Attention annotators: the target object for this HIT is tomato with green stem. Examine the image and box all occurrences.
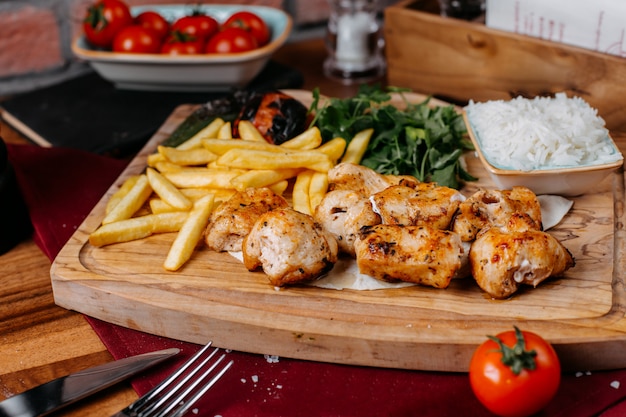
[161,31,204,55]
[171,12,219,43]
[223,11,271,47]
[83,0,133,48]
[469,326,561,417]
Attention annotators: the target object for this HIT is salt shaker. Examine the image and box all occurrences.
[324,0,385,84]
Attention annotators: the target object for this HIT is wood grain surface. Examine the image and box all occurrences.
[385,0,626,132]
[0,37,371,415]
[51,91,626,373]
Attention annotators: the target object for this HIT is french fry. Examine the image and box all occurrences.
[174,136,203,150]
[147,152,166,167]
[89,212,188,247]
[217,121,232,139]
[158,145,218,166]
[180,188,214,199]
[102,174,152,225]
[176,117,225,150]
[292,170,314,215]
[150,188,235,213]
[238,120,266,142]
[202,138,293,155]
[280,127,322,150]
[342,128,373,164]
[147,168,193,210]
[105,175,141,215]
[163,169,242,189]
[230,168,301,190]
[217,149,334,172]
[152,160,185,173]
[164,194,215,271]
[316,137,347,161]
[309,172,329,212]
[150,199,184,214]
[268,180,289,195]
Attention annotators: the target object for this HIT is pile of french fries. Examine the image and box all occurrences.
[89,116,373,271]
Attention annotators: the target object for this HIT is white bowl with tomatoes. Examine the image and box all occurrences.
[73,2,293,91]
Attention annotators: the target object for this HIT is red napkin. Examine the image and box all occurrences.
[7,142,626,417]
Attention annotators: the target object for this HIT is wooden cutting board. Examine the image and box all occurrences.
[51,90,626,372]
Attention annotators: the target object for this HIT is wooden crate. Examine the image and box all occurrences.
[384,0,626,132]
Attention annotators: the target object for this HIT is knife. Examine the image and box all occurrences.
[0,347,180,417]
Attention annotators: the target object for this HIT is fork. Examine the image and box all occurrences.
[111,342,233,417]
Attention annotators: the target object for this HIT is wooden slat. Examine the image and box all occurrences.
[384,0,626,132]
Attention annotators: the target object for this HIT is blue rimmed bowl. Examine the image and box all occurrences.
[72,4,292,92]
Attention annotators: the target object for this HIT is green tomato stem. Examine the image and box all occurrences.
[488,326,537,375]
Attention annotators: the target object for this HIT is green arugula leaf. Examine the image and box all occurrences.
[308,85,476,189]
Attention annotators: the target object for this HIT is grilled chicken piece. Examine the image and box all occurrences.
[452,186,542,242]
[313,189,381,256]
[371,183,465,229]
[328,163,419,197]
[243,208,339,287]
[354,224,464,289]
[470,213,575,299]
[204,188,288,252]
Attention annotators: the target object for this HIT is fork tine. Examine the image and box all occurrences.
[120,341,232,417]
[159,355,234,417]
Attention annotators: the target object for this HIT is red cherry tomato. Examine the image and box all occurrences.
[83,0,133,49]
[469,327,561,417]
[160,31,204,55]
[205,27,258,54]
[112,25,162,53]
[171,13,219,43]
[134,11,170,41]
[223,11,271,47]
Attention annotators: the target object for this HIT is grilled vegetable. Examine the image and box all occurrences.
[233,91,308,145]
[163,91,308,148]
[161,92,246,148]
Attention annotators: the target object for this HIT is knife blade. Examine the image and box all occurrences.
[0,347,180,417]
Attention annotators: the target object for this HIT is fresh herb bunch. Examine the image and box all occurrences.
[308,85,476,189]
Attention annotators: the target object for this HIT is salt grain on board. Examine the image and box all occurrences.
[264,354,280,363]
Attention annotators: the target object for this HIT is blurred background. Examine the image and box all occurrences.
[0,0,401,96]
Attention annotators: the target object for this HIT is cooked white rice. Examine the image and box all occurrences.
[465,93,621,171]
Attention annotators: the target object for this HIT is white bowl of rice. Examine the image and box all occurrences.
[464,93,623,196]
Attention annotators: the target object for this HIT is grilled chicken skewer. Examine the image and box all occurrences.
[243,208,339,287]
[452,186,542,242]
[204,188,288,252]
[314,189,381,257]
[355,224,465,289]
[470,213,575,299]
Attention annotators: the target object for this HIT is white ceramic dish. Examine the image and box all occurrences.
[463,112,624,196]
[72,5,292,92]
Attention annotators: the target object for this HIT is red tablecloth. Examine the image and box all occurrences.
[7,142,626,416]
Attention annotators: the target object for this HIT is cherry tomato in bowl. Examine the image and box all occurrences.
[469,326,561,417]
[160,32,204,55]
[134,10,170,42]
[223,11,271,47]
[112,25,162,53]
[83,0,133,48]
[205,27,258,54]
[171,12,219,43]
